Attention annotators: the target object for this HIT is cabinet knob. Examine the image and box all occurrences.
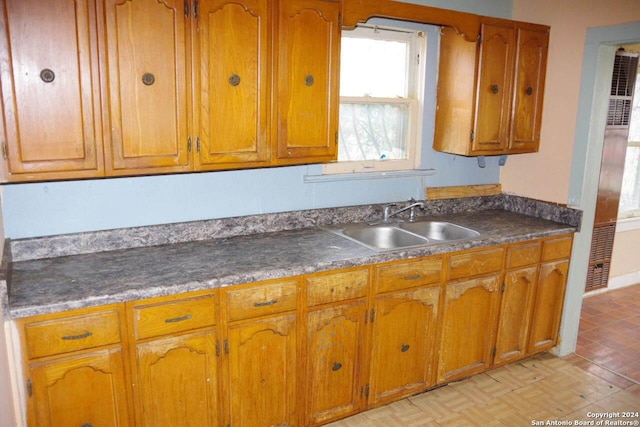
[526,86,533,96]
[142,73,155,86]
[332,362,342,371]
[401,344,410,352]
[490,84,499,94]
[40,68,55,83]
[305,74,315,87]
[81,424,93,427]
[229,74,241,86]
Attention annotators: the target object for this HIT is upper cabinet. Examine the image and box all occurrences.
[0,0,339,182]
[0,0,104,181]
[101,0,191,174]
[434,19,549,156]
[275,0,340,165]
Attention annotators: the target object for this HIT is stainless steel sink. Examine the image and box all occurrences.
[329,220,480,252]
[398,221,480,241]
[341,225,429,250]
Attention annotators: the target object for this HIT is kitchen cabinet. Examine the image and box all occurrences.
[19,305,132,427]
[194,0,271,170]
[274,0,340,165]
[434,19,549,156]
[0,0,104,181]
[368,258,442,407]
[127,292,221,427]
[438,248,504,383]
[528,235,573,354]
[303,268,369,426]
[223,279,299,427]
[100,0,191,174]
[494,241,540,365]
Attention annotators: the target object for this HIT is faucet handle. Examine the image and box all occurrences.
[382,203,397,221]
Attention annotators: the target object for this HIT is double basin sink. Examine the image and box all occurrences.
[329,220,480,252]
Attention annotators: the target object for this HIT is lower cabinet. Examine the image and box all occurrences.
[18,234,574,426]
[29,347,131,427]
[134,331,220,427]
[369,258,442,407]
[19,304,132,427]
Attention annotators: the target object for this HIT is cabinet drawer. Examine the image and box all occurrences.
[24,309,121,359]
[506,241,541,269]
[448,248,504,280]
[306,268,369,307]
[131,294,216,340]
[375,257,442,294]
[226,280,298,321]
[542,235,573,261]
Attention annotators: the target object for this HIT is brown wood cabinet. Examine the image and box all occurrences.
[303,268,369,426]
[223,279,299,427]
[494,241,540,365]
[528,236,573,354]
[274,0,340,165]
[19,305,132,427]
[434,19,549,156]
[0,0,104,181]
[438,248,504,383]
[127,293,221,427]
[368,258,442,407]
[16,235,573,426]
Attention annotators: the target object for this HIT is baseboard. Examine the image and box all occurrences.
[608,270,640,290]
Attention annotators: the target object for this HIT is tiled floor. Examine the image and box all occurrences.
[328,284,640,426]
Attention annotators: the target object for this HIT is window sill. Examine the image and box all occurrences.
[303,168,436,183]
[616,216,640,232]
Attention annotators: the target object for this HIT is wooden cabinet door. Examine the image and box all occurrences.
[305,301,366,425]
[134,330,220,427]
[472,23,515,154]
[29,348,131,427]
[369,285,440,407]
[275,0,339,164]
[438,275,501,383]
[528,260,569,354]
[509,26,548,153]
[226,314,297,427]
[101,0,190,174]
[0,0,103,180]
[494,266,537,365]
[195,0,270,170]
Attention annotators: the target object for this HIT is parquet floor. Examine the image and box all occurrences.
[328,284,640,426]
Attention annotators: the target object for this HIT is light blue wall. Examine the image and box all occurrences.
[1,1,512,239]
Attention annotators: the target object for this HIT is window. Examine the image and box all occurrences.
[324,25,426,174]
[619,69,640,218]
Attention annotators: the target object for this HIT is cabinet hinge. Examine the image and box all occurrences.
[1,142,6,160]
[470,131,475,142]
[26,379,32,397]
[370,309,375,323]
[216,341,220,357]
[224,339,229,355]
[184,0,189,17]
[196,137,201,152]
[338,13,342,27]
[187,136,192,152]
[491,347,496,359]
[501,281,506,292]
[193,0,198,18]
[365,383,370,398]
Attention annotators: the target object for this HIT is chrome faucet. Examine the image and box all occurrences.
[382,198,425,222]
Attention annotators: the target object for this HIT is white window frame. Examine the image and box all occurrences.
[324,25,426,175]
[619,69,640,220]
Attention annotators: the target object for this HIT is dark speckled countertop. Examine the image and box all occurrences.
[3,200,580,319]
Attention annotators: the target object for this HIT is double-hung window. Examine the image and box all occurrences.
[324,25,426,174]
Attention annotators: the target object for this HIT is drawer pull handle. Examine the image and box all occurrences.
[165,314,193,323]
[404,274,422,281]
[254,299,278,307]
[401,344,410,352]
[332,362,342,371]
[61,331,93,341]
